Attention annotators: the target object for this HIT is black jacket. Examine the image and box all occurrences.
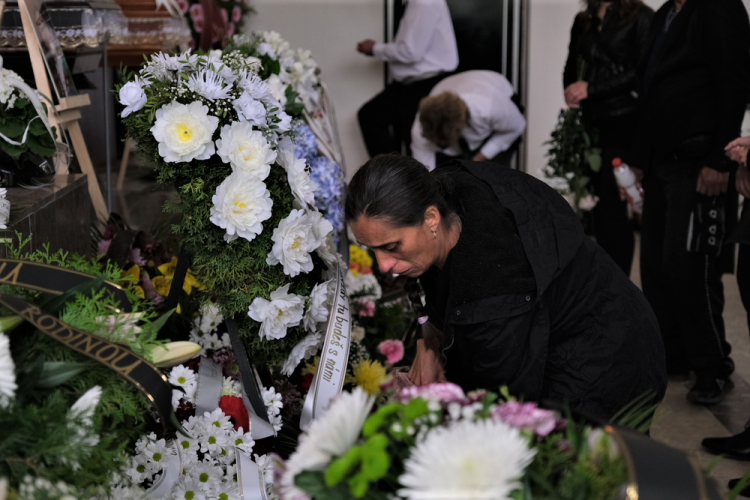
[631,0,750,172]
[420,161,667,419]
[563,6,654,121]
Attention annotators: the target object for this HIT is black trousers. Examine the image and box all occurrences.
[640,161,732,377]
[586,114,637,276]
[357,74,445,158]
[736,200,750,331]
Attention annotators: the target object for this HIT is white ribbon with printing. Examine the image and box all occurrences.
[299,261,351,431]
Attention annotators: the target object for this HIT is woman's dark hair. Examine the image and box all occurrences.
[346,153,457,360]
[344,153,458,230]
[582,0,643,26]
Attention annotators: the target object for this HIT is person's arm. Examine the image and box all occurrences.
[372,1,441,64]
[478,99,526,160]
[563,15,583,89]
[411,114,438,170]
[587,8,654,99]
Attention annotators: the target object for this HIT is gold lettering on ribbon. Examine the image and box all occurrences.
[0,261,22,285]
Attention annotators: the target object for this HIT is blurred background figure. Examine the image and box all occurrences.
[411,70,526,171]
[563,0,653,275]
[356,0,458,158]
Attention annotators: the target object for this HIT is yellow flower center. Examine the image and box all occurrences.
[278,309,284,317]
[291,240,300,249]
[176,123,192,142]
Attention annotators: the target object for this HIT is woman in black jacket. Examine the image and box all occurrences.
[563,0,653,275]
[346,154,667,420]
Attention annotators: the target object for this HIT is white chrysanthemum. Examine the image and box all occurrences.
[304,280,331,333]
[280,388,374,499]
[198,422,230,455]
[190,460,223,491]
[173,475,207,500]
[233,92,267,125]
[222,377,242,397]
[398,419,535,500]
[281,332,322,376]
[232,426,255,454]
[263,387,283,416]
[247,284,305,341]
[151,101,218,163]
[206,54,237,84]
[143,52,184,81]
[266,209,323,277]
[209,171,273,243]
[204,407,234,432]
[168,365,197,400]
[238,72,274,105]
[125,455,154,483]
[266,74,287,106]
[144,438,170,471]
[0,333,16,408]
[254,453,274,485]
[186,69,233,101]
[216,122,276,179]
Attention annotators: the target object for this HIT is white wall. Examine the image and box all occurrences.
[247,0,384,180]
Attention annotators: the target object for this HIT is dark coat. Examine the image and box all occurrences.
[630,0,750,172]
[563,6,654,121]
[421,161,667,419]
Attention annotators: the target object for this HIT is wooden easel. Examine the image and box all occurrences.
[18,0,109,223]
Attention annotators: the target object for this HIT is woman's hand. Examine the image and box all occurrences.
[696,166,730,197]
[408,339,447,386]
[564,82,588,108]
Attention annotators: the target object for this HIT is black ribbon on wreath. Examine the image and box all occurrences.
[159,247,271,424]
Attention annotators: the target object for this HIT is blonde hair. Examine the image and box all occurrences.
[418,92,470,149]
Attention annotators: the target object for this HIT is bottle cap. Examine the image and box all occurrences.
[612,158,622,167]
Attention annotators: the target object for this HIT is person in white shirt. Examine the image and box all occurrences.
[357,0,458,158]
[411,70,525,171]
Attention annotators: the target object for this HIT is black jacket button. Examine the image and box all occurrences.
[525,296,531,301]
[456,310,461,316]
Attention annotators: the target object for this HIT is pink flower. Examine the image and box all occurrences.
[232,5,242,22]
[358,299,375,317]
[227,22,235,37]
[176,0,188,13]
[396,382,465,402]
[378,339,404,364]
[140,274,165,305]
[220,8,228,23]
[491,401,561,437]
[189,4,204,32]
[129,248,147,267]
[97,239,111,256]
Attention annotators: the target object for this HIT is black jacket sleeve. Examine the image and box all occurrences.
[705,0,750,172]
[563,15,584,89]
[587,8,654,99]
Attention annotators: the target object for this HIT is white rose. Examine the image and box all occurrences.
[247,284,305,341]
[119,78,148,118]
[216,121,276,179]
[209,171,273,242]
[150,101,218,163]
[266,209,322,277]
[233,92,267,126]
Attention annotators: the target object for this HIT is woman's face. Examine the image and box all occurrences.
[350,209,440,278]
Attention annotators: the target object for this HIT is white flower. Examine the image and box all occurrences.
[169,365,197,401]
[254,454,274,485]
[270,413,283,433]
[351,326,366,343]
[216,122,276,179]
[186,69,233,101]
[262,31,292,59]
[0,333,16,408]
[145,439,170,471]
[309,210,334,251]
[119,77,148,117]
[262,386,284,416]
[256,42,277,60]
[222,377,242,397]
[398,419,535,500]
[210,171,273,243]
[315,231,340,270]
[95,313,143,342]
[273,111,292,132]
[280,388,374,500]
[233,92,267,125]
[176,435,201,464]
[213,481,240,500]
[238,72,274,104]
[151,101,218,163]
[266,74,287,106]
[135,432,156,454]
[192,304,223,336]
[204,407,234,433]
[247,283,305,341]
[277,140,317,207]
[125,455,154,483]
[198,423,230,455]
[304,280,331,333]
[266,209,322,277]
[190,460,223,491]
[232,426,255,454]
[345,272,381,300]
[281,332,322,377]
[0,188,9,230]
[577,194,599,211]
[173,476,207,500]
[70,385,102,423]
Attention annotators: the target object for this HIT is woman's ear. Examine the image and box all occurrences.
[423,206,441,233]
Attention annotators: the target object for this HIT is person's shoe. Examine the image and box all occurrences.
[702,428,750,460]
[728,479,750,497]
[686,375,734,404]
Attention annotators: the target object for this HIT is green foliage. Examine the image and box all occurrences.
[0,94,57,163]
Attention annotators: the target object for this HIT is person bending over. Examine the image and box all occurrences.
[345,154,666,420]
[411,70,525,171]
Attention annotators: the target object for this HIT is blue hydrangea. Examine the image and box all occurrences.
[293,124,319,161]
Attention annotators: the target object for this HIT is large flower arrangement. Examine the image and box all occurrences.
[118,49,339,374]
[276,384,628,500]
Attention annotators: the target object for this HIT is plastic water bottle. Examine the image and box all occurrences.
[612,157,643,214]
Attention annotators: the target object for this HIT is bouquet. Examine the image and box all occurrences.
[277,384,628,500]
[118,48,339,374]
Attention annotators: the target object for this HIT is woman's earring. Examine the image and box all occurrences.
[433,231,437,239]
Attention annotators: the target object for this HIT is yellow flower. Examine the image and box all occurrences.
[134,286,145,299]
[345,359,386,395]
[155,257,203,296]
[152,275,172,297]
[121,265,145,299]
[348,245,373,268]
[302,356,320,376]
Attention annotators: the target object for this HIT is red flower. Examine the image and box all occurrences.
[301,373,314,391]
[219,395,249,432]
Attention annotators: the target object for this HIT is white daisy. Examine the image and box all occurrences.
[266,209,323,277]
[281,332,321,377]
[398,419,535,500]
[231,427,255,454]
[151,101,218,163]
[262,386,283,416]
[144,439,170,471]
[173,475,207,500]
[198,422,230,456]
[247,284,305,341]
[176,435,201,464]
[169,365,197,389]
[280,387,374,500]
[204,408,234,433]
[213,480,240,500]
[186,70,233,101]
[216,122,276,179]
[209,171,273,243]
[190,460,223,491]
[0,333,16,408]
[304,280,332,333]
[125,455,154,483]
[254,454,274,485]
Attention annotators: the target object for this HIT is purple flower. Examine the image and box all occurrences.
[396,382,465,404]
[211,347,239,378]
[97,239,112,256]
[491,401,560,437]
[129,248,147,266]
